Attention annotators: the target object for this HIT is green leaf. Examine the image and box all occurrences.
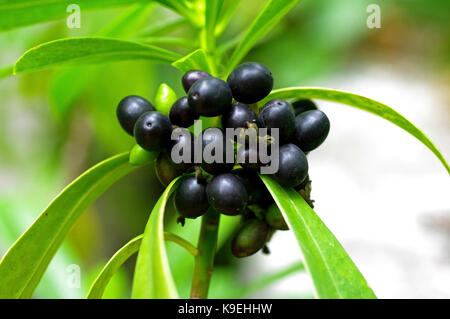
[14,37,182,75]
[87,235,143,299]
[172,49,211,74]
[225,0,301,74]
[0,153,138,298]
[87,232,198,299]
[0,0,150,32]
[132,178,181,299]
[215,0,242,35]
[153,0,198,25]
[204,0,224,49]
[259,175,376,299]
[264,87,450,173]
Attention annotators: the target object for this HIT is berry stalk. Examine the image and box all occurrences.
[190,209,220,299]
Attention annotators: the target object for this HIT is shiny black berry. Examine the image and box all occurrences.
[266,203,289,230]
[259,99,295,142]
[274,144,308,188]
[221,102,259,130]
[155,152,182,187]
[199,128,234,175]
[188,77,232,117]
[232,169,272,207]
[292,110,330,152]
[116,95,155,135]
[206,173,248,216]
[292,99,318,116]
[227,62,273,104]
[182,70,211,93]
[134,111,172,152]
[174,176,209,219]
[169,97,199,128]
[169,128,195,172]
[231,219,270,258]
[236,144,263,171]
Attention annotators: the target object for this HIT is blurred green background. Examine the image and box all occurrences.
[0,0,448,298]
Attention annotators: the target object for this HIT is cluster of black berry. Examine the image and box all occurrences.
[116,62,330,258]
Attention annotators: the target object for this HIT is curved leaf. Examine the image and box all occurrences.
[132,178,181,299]
[87,235,143,299]
[0,153,138,298]
[225,0,301,74]
[14,37,182,75]
[0,0,150,32]
[87,232,198,299]
[260,175,376,299]
[264,87,449,173]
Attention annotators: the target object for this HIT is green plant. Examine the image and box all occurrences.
[0,0,448,300]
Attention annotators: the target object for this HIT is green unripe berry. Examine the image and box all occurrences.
[154,83,178,117]
[231,219,270,258]
[129,144,157,166]
[266,203,289,231]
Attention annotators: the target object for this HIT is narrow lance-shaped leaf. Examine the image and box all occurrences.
[260,175,377,299]
[132,178,181,299]
[14,37,182,75]
[0,153,139,299]
[204,0,224,50]
[0,0,150,32]
[215,0,243,36]
[225,0,301,74]
[87,232,198,299]
[264,87,449,173]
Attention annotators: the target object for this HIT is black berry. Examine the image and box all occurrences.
[259,99,295,142]
[169,97,199,128]
[188,77,232,117]
[231,219,270,258]
[116,95,154,135]
[182,70,211,93]
[232,169,272,207]
[273,143,308,188]
[221,102,259,131]
[199,128,234,174]
[169,128,195,172]
[236,144,263,171]
[174,176,209,219]
[206,173,248,216]
[266,203,289,230]
[292,110,330,152]
[155,152,182,187]
[134,111,172,152]
[227,62,273,104]
[292,99,318,116]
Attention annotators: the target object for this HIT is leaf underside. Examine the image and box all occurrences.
[260,175,376,299]
[132,178,181,299]
[14,37,182,75]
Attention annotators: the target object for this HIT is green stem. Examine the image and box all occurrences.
[164,232,199,257]
[190,209,220,299]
